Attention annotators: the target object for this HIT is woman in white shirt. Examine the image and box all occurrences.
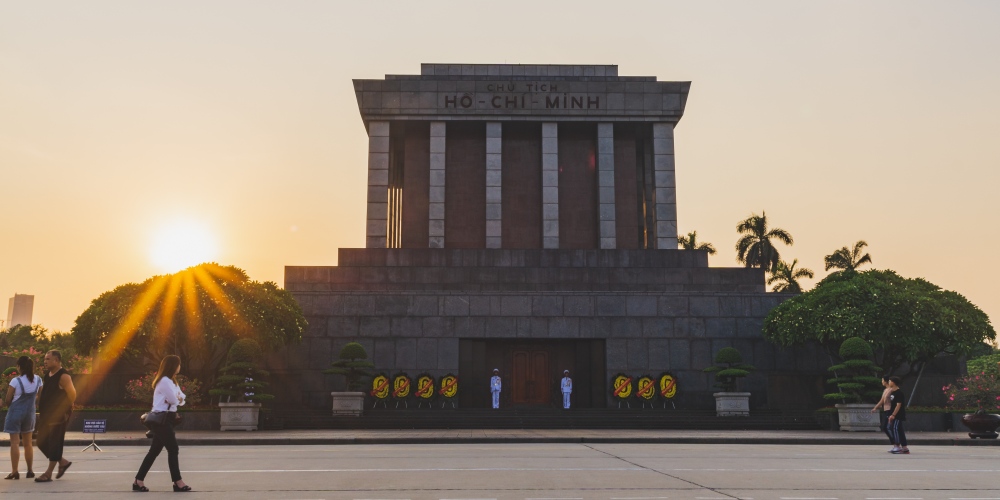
[133,355,191,492]
[3,356,41,480]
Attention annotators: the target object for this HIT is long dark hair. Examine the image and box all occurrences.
[153,355,181,388]
[17,356,34,383]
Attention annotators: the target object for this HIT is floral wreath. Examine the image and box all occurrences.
[611,373,634,400]
[438,373,459,399]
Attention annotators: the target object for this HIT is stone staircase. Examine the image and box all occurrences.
[262,408,823,431]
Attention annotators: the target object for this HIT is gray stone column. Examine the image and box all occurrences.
[428,122,446,248]
[365,121,390,248]
[652,123,677,249]
[542,122,559,249]
[485,122,502,248]
[597,123,616,249]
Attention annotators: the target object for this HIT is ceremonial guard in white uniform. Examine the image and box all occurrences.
[561,370,573,409]
[490,369,502,409]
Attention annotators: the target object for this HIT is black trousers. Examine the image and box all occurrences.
[136,415,182,482]
[37,420,67,462]
[888,418,908,447]
[879,410,894,443]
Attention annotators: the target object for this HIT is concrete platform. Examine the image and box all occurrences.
[4,429,996,447]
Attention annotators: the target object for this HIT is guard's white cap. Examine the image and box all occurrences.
[493,368,499,372]
[564,370,569,374]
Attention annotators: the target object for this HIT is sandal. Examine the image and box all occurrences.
[56,461,72,479]
[133,480,149,492]
[173,482,192,492]
[26,471,34,478]
[34,475,53,482]
[3,472,18,480]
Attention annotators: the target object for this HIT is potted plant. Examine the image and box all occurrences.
[704,347,754,416]
[209,339,272,431]
[943,370,1000,439]
[324,342,374,416]
[824,337,883,431]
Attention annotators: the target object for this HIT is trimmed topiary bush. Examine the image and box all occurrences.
[704,347,755,392]
[824,337,883,403]
[324,342,375,392]
[209,339,273,403]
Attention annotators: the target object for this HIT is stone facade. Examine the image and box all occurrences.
[279,65,831,411]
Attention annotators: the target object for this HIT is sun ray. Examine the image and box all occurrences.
[192,266,253,337]
[151,273,183,358]
[94,274,170,375]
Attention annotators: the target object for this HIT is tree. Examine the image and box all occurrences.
[324,342,375,392]
[677,231,717,254]
[735,211,793,272]
[824,240,873,272]
[824,337,882,403]
[762,269,996,377]
[703,347,755,392]
[72,263,307,384]
[766,259,814,293]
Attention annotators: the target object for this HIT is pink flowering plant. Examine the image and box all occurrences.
[125,371,204,407]
[942,370,1000,413]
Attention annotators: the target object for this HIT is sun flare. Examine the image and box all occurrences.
[150,221,218,273]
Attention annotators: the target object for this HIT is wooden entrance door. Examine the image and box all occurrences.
[511,350,550,405]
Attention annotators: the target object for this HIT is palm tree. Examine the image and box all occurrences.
[824,240,873,272]
[677,231,717,255]
[735,211,793,272]
[767,259,814,293]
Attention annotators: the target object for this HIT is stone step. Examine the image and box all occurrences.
[262,409,823,431]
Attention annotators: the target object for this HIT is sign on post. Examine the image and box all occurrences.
[81,419,106,452]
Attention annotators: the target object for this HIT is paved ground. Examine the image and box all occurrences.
[1,429,996,447]
[0,443,997,499]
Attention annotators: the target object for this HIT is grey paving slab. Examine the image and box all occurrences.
[0,443,997,499]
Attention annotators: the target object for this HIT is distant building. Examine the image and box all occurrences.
[6,293,34,329]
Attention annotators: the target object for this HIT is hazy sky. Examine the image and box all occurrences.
[2,1,998,332]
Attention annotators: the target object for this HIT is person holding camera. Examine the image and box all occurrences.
[133,355,191,492]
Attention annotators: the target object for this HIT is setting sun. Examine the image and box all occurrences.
[150,221,218,273]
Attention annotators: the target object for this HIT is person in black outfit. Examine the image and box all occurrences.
[887,376,910,454]
[134,355,191,492]
[35,350,76,482]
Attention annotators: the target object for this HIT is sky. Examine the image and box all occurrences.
[1,1,998,333]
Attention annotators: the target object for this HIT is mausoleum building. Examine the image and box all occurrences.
[282,64,828,410]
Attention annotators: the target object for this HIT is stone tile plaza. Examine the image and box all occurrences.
[282,64,830,411]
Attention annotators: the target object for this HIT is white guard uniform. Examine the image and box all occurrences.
[490,374,502,409]
[561,375,572,409]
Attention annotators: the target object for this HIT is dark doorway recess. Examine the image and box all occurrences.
[459,339,606,409]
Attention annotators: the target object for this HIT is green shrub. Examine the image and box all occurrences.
[324,342,375,392]
[966,351,1000,377]
[824,337,882,403]
[209,339,273,404]
[703,347,755,392]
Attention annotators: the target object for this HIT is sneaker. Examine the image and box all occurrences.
[888,447,900,453]
[891,448,910,454]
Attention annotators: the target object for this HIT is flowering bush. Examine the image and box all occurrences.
[3,367,17,379]
[943,370,1000,412]
[125,371,204,407]
[0,347,92,374]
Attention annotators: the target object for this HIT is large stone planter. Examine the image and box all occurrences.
[835,403,880,432]
[961,411,1000,439]
[331,392,365,416]
[219,402,261,431]
[714,392,750,416]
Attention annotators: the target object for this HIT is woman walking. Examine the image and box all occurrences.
[133,355,191,492]
[3,356,40,480]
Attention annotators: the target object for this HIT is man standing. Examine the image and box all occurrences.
[561,370,572,409]
[490,369,502,409]
[34,350,76,483]
[887,376,910,455]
